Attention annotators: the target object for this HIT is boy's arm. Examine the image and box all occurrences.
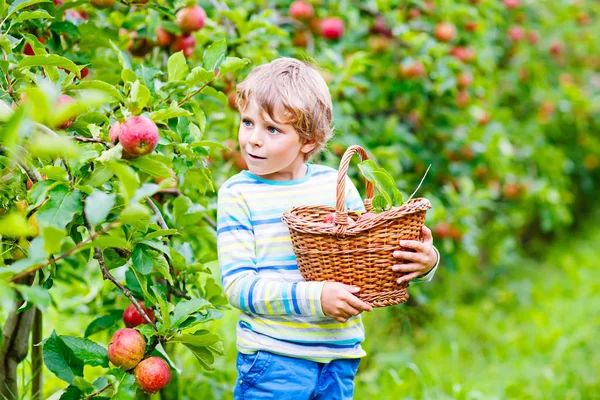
[217,186,327,317]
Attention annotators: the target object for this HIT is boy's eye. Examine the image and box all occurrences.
[267,126,280,134]
[242,119,252,127]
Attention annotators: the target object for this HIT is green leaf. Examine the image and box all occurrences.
[202,38,226,71]
[85,163,114,188]
[108,162,139,203]
[85,190,116,226]
[18,54,79,77]
[173,331,221,348]
[36,186,83,229]
[149,105,192,121]
[128,158,172,178]
[39,166,69,182]
[167,51,189,82]
[61,336,108,368]
[59,385,84,400]
[143,229,179,241]
[358,160,404,208]
[131,183,160,204]
[120,203,150,228]
[43,331,84,384]
[12,9,53,24]
[129,80,150,110]
[89,235,129,250]
[0,103,25,149]
[185,66,214,87]
[84,311,123,338]
[153,255,173,285]
[0,212,32,237]
[152,287,170,330]
[109,40,131,70]
[110,371,136,400]
[372,194,388,210]
[71,80,123,101]
[218,57,249,75]
[28,180,57,209]
[6,0,50,19]
[132,245,153,274]
[13,284,51,311]
[171,298,212,329]
[139,240,170,259]
[42,225,66,255]
[182,344,214,370]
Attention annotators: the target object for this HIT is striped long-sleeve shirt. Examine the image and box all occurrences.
[217,163,437,362]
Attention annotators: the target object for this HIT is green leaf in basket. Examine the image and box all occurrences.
[357,160,403,209]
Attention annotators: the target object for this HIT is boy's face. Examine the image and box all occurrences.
[238,100,316,181]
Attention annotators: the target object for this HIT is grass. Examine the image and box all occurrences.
[356,222,600,399]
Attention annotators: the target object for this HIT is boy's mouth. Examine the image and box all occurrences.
[248,153,266,160]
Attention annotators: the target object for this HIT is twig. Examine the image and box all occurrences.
[93,245,158,331]
[71,136,114,147]
[407,164,432,203]
[151,189,217,230]
[86,383,113,399]
[145,198,168,230]
[8,222,121,283]
[83,217,158,332]
[177,75,219,107]
[2,49,16,102]
[0,145,40,184]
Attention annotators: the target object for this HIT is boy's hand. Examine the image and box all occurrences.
[321,282,373,323]
[392,225,437,284]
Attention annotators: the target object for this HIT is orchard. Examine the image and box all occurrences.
[0,0,599,399]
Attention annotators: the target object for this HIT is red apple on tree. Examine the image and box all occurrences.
[508,26,525,41]
[56,94,76,129]
[110,116,159,159]
[289,0,313,20]
[434,22,456,42]
[23,38,46,56]
[400,61,426,79]
[171,35,196,58]
[107,328,146,370]
[450,46,476,63]
[503,0,520,8]
[320,17,344,40]
[457,72,473,89]
[123,302,156,328]
[176,5,206,34]
[155,27,174,47]
[135,357,172,394]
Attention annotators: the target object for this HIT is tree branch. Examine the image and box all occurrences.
[177,75,219,107]
[71,136,114,147]
[145,197,168,230]
[86,383,113,399]
[8,222,121,283]
[93,245,158,331]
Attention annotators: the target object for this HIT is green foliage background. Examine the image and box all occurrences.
[0,0,598,398]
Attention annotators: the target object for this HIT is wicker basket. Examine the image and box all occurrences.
[282,145,432,308]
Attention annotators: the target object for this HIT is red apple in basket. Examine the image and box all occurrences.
[357,212,376,222]
[323,212,355,225]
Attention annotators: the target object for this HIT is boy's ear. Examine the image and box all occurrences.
[300,139,317,155]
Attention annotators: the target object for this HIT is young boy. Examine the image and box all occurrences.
[216,57,439,400]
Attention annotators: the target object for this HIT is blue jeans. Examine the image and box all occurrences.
[234,351,361,399]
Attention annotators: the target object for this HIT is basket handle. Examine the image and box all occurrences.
[335,145,375,221]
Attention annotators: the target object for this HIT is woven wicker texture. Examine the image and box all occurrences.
[282,145,432,308]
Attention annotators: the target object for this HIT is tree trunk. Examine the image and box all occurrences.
[32,308,43,400]
[0,277,36,400]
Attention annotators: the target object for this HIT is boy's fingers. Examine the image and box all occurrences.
[392,263,422,272]
[346,294,373,312]
[421,225,433,244]
[341,284,361,293]
[397,271,422,284]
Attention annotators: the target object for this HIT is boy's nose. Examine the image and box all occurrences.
[248,130,263,146]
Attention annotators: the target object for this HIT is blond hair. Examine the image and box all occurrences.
[236,57,333,160]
